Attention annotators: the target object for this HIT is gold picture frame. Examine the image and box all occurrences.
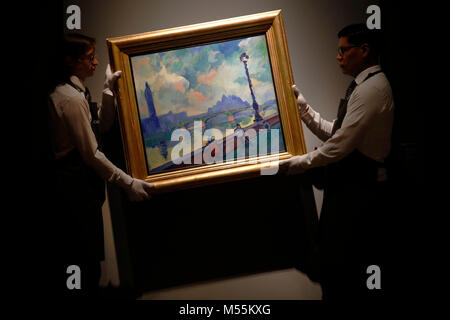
[107,10,306,193]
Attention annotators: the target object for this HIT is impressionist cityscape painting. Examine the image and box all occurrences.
[130,34,286,174]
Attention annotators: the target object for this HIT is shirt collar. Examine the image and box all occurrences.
[69,75,86,93]
[354,65,381,85]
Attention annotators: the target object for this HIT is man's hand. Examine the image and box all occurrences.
[126,178,155,202]
[279,155,306,175]
[104,64,122,95]
[292,85,308,114]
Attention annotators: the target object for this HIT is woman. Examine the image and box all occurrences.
[48,33,153,297]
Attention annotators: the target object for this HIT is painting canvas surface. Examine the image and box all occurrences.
[130,34,286,174]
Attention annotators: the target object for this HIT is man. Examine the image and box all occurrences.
[48,33,154,297]
[280,24,394,300]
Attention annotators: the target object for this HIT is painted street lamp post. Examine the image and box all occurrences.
[240,52,263,122]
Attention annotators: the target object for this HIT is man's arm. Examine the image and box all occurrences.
[99,64,122,134]
[281,87,380,174]
[63,96,154,201]
[99,90,116,134]
[292,85,334,142]
[300,104,335,142]
[63,96,131,183]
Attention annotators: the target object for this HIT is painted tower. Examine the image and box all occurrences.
[144,81,161,131]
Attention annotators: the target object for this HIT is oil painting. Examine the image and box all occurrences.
[107,10,306,192]
[130,34,286,174]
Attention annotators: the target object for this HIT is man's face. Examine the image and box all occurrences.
[336,37,365,77]
[73,45,98,80]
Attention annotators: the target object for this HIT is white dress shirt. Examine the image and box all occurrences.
[49,75,133,188]
[296,65,394,178]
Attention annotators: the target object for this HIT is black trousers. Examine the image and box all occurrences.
[317,179,391,301]
[315,151,391,300]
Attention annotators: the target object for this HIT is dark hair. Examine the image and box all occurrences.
[338,23,381,57]
[62,33,96,61]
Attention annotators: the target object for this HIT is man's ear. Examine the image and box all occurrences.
[360,43,370,57]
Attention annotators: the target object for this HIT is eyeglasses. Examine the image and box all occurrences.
[337,45,360,56]
[81,53,97,63]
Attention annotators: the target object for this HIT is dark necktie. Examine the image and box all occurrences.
[345,80,357,100]
[331,80,356,135]
[84,86,92,103]
[84,86,101,144]
[330,70,383,136]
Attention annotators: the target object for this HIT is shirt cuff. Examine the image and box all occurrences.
[300,104,314,123]
[108,167,134,189]
[102,88,114,96]
[298,148,331,171]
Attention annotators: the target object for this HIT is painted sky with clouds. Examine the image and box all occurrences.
[131,35,276,118]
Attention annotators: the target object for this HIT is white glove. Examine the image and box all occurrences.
[292,85,309,114]
[100,64,122,132]
[279,155,306,175]
[103,64,122,95]
[125,178,155,202]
